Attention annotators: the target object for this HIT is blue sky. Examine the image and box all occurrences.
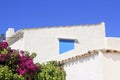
[0,0,120,37]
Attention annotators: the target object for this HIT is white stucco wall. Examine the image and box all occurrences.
[106,38,120,50]
[63,51,120,80]
[8,22,106,63]
[22,23,105,63]
[103,53,120,80]
[10,38,24,50]
[64,52,103,80]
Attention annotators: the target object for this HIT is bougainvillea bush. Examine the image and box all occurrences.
[36,61,66,80]
[0,41,66,80]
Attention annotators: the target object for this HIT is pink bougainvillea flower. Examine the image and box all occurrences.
[16,54,39,77]
[0,42,41,80]
[0,42,8,49]
[0,54,8,62]
[19,50,24,56]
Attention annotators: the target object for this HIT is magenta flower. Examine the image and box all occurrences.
[16,54,39,76]
[0,54,8,62]
[0,42,8,49]
[19,50,24,56]
[0,42,41,80]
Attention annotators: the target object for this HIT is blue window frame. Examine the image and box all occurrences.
[59,39,75,54]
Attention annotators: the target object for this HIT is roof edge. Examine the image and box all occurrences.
[23,22,104,30]
[6,30,24,45]
[57,49,120,65]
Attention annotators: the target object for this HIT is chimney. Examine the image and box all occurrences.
[6,28,15,40]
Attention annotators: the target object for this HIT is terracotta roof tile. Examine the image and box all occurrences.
[58,49,120,64]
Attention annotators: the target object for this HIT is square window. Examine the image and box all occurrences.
[59,39,75,54]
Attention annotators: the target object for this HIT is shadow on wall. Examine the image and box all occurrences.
[103,53,120,61]
[64,53,97,67]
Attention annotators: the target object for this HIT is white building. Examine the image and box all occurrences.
[6,22,120,80]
